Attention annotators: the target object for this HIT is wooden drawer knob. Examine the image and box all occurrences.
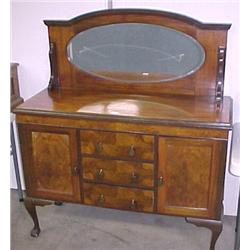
[128,145,136,157]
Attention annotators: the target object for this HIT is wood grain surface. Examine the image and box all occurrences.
[157,136,227,219]
[14,89,232,129]
[18,125,81,202]
[82,157,154,188]
[80,130,154,161]
[83,183,154,212]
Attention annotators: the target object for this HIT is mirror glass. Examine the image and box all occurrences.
[67,23,205,83]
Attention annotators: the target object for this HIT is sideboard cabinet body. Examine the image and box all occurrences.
[18,120,228,221]
[14,9,232,250]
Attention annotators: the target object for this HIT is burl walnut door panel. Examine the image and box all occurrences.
[158,137,227,219]
[18,125,81,202]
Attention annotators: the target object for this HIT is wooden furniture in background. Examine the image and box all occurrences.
[13,9,232,250]
[11,63,24,201]
[11,63,23,111]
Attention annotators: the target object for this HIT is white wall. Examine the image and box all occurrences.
[11,0,107,100]
[11,0,240,215]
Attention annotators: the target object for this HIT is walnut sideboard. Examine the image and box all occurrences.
[14,9,232,250]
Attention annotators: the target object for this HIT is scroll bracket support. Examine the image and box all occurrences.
[215,46,226,106]
[48,42,60,91]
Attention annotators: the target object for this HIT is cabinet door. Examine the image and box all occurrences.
[18,125,81,202]
[158,137,227,219]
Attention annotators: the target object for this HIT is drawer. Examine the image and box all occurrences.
[82,158,154,188]
[83,183,154,212]
[80,130,154,161]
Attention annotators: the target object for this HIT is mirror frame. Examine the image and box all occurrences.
[66,23,206,84]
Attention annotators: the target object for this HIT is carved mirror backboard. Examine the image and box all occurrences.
[44,9,230,97]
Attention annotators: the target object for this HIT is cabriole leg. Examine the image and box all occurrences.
[24,197,52,237]
[185,217,223,250]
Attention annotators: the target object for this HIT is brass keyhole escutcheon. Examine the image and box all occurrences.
[72,165,79,176]
[158,176,164,186]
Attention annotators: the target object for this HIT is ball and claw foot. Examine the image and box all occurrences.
[24,198,52,237]
[31,227,41,237]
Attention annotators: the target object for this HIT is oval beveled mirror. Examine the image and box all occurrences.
[67,23,205,83]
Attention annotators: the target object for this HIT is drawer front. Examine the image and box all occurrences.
[82,158,154,188]
[83,183,154,212]
[80,130,154,161]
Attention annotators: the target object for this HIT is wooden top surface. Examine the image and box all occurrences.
[14,89,232,129]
